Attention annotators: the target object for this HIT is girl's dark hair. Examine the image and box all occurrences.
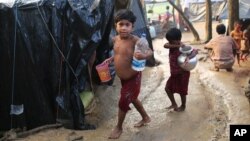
[165,28,182,42]
[114,9,136,24]
[216,24,226,34]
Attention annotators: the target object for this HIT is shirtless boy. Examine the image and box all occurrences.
[230,21,243,66]
[108,9,153,139]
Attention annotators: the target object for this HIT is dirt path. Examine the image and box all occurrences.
[15,22,250,141]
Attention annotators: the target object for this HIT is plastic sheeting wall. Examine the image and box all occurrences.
[218,0,250,19]
[188,1,225,22]
[0,0,114,130]
[0,0,153,131]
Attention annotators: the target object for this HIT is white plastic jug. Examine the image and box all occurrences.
[132,34,148,71]
[132,56,146,71]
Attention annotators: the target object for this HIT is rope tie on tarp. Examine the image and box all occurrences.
[36,2,78,83]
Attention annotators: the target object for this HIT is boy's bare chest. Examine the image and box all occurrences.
[114,41,135,55]
[233,31,242,39]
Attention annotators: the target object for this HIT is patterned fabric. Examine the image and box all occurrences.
[119,72,141,113]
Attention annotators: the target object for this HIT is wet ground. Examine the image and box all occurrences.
[16,22,250,141]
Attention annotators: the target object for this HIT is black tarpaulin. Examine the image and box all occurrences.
[0,0,155,131]
[0,0,114,130]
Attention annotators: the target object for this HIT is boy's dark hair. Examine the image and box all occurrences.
[165,28,182,42]
[216,24,226,34]
[114,9,136,24]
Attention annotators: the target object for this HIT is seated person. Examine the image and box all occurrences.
[204,24,237,72]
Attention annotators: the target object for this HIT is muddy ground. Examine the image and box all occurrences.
[11,22,250,141]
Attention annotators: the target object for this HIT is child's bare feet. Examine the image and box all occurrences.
[108,127,123,139]
[134,117,151,127]
[174,105,186,112]
[166,105,178,110]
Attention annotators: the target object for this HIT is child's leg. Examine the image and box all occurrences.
[240,52,245,60]
[175,95,186,112]
[237,53,241,66]
[165,87,178,109]
[109,109,126,139]
[132,99,151,127]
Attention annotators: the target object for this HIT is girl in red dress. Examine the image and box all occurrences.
[164,28,190,112]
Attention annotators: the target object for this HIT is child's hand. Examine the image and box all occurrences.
[164,42,183,48]
[180,42,185,47]
[134,52,146,60]
[164,43,169,48]
[103,57,113,64]
[188,49,199,59]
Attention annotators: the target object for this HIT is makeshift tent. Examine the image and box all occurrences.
[0,0,154,131]
[185,0,225,22]
[218,0,250,19]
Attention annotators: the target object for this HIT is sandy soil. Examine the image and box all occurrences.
[9,21,250,141]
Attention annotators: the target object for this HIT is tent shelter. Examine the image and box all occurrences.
[218,0,250,20]
[0,0,153,131]
[217,0,250,31]
[184,0,225,22]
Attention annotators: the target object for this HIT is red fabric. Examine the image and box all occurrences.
[169,48,183,74]
[167,48,190,95]
[119,72,141,113]
[166,72,190,95]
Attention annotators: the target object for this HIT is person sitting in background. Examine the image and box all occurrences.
[205,24,237,72]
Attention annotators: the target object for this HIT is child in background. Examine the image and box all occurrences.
[240,26,250,61]
[108,9,153,139]
[163,28,195,112]
[230,21,243,66]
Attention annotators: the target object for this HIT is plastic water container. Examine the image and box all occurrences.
[132,56,146,71]
[131,33,148,71]
[96,60,111,82]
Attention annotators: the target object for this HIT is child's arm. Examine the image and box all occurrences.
[188,49,199,59]
[134,38,153,60]
[230,31,234,37]
[103,36,116,64]
[164,42,184,49]
[143,48,153,59]
[134,49,153,60]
